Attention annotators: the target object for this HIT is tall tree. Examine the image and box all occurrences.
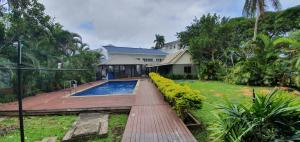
[153,34,165,49]
[242,0,281,41]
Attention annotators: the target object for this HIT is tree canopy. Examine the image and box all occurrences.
[177,5,300,87]
[0,0,102,102]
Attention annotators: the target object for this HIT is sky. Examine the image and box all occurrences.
[39,0,299,49]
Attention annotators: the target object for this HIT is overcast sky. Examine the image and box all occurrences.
[39,0,299,49]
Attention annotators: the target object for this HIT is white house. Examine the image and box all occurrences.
[149,49,197,76]
[161,40,188,54]
[97,45,167,79]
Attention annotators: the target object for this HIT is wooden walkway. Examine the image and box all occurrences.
[122,79,197,142]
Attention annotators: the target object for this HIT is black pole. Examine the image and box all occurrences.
[17,39,25,142]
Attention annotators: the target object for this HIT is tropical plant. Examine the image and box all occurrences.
[212,90,300,142]
[226,34,300,86]
[153,34,165,49]
[242,0,281,41]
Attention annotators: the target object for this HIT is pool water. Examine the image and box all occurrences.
[73,80,137,96]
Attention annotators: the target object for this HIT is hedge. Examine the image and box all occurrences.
[149,72,205,118]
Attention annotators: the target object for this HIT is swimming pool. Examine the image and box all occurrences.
[72,80,138,96]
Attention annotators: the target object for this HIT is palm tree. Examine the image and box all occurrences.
[242,0,281,41]
[153,34,165,49]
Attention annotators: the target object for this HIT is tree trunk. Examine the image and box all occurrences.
[211,51,215,62]
[253,13,261,41]
[230,52,234,66]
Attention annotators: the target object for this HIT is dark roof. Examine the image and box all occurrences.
[103,45,167,56]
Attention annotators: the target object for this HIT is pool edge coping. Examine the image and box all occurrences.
[67,79,140,98]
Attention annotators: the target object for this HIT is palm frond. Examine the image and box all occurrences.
[269,0,282,10]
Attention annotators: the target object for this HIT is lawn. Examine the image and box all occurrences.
[0,114,128,142]
[178,80,285,142]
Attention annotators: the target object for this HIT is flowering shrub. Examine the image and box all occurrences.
[149,72,205,117]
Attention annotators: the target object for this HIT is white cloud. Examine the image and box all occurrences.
[39,0,299,49]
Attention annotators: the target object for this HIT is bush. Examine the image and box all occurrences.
[225,61,263,85]
[149,72,205,118]
[212,90,300,142]
[198,60,226,81]
[163,74,198,80]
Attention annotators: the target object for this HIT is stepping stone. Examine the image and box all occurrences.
[62,113,109,141]
[73,113,101,137]
[99,114,109,137]
[40,137,57,142]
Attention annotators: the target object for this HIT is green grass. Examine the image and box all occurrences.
[0,114,128,142]
[0,115,76,142]
[177,80,276,142]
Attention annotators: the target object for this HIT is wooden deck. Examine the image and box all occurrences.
[122,80,197,142]
[0,80,134,115]
[0,78,197,141]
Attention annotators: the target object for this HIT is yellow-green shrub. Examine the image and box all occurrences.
[149,72,205,117]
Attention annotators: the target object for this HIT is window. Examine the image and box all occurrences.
[120,65,125,72]
[184,66,191,74]
[156,58,162,62]
[143,58,154,62]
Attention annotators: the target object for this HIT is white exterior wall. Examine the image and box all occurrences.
[173,52,193,64]
[171,64,197,75]
[162,43,181,54]
[171,51,197,75]
[109,53,165,66]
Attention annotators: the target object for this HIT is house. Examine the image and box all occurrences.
[148,49,197,76]
[97,45,167,79]
[161,40,187,54]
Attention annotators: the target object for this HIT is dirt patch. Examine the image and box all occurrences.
[214,93,224,97]
[112,126,124,142]
[240,87,253,97]
[258,89,271,94]
[241,88,273,96]
[0,125,18,136]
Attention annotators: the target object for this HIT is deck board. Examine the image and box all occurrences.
[122,80,197,142]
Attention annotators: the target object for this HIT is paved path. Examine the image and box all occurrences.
[122,80,197,142]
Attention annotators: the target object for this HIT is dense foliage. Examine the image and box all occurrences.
[177,5,300,88]
[0,0,101,102]
[162,74,198,80]
[213,90,300,142]
[149,72,205,118]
